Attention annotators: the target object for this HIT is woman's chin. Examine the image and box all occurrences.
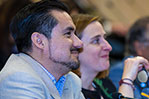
[103,63,110,70]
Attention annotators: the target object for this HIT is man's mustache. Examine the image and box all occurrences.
[70,47,83,53]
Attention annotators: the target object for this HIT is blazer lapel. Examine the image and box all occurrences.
[61,75,73,99]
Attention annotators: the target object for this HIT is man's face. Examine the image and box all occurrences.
[47,10,83,70]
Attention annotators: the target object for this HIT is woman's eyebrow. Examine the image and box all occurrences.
[91,35,101,40]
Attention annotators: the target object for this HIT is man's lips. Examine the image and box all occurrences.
[70,48,79,56]
[71,50,79,54]
[70,48,79,53]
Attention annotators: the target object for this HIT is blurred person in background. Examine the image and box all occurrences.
[0,0,32,70]
[72,14,149,99]
[109,16,149,98]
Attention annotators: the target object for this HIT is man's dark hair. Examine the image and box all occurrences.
[10,0,69,52]
[127,16,149,55]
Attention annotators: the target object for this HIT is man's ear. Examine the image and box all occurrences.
[134,41,143,56]
[31,32,45,49]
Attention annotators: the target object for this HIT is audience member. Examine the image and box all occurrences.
[109,16,149,98]
[72,14,149,99]
[0,0,84,99]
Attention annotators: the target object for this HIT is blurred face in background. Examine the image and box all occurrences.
[136,30,149,61]
[79,21,112,73]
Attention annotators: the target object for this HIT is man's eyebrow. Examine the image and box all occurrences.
[63,26,75,32]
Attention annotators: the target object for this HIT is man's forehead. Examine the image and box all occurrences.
[51,10,76,31]
[52,10,74,23]
[51,10,71,21]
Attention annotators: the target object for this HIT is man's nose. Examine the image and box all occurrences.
[72,34,83,48]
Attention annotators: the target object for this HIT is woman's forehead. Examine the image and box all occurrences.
[83,22,105,37]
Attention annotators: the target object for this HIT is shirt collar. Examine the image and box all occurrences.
[40,64,66,97]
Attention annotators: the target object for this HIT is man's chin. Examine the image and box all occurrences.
[67,56,79,69]
[67,60,80,70]
[71,65,79,70]
[49,56,79,70]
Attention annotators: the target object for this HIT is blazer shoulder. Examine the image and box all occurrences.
[0,54,42,82]
[67,72,82,87]
[0,72,48,99]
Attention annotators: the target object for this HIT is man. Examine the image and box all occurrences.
[109,16,149,98]
[0,0,84,99]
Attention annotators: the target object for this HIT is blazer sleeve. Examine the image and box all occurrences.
[0,72,48,99]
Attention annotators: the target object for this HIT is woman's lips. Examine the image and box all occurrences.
[101,55,109,58]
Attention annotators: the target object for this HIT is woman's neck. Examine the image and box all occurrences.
[80,66,98,91]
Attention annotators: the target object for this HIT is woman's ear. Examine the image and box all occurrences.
[31,32,45,49]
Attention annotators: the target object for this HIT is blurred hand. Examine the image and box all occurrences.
[122,56,149,81]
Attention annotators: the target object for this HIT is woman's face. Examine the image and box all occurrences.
[79,21,112,72]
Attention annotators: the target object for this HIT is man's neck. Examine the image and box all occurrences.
[44,62,70,81]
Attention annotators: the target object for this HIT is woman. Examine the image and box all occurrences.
[72,14,149,99]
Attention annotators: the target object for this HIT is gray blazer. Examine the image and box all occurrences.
[0,53,85,99]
